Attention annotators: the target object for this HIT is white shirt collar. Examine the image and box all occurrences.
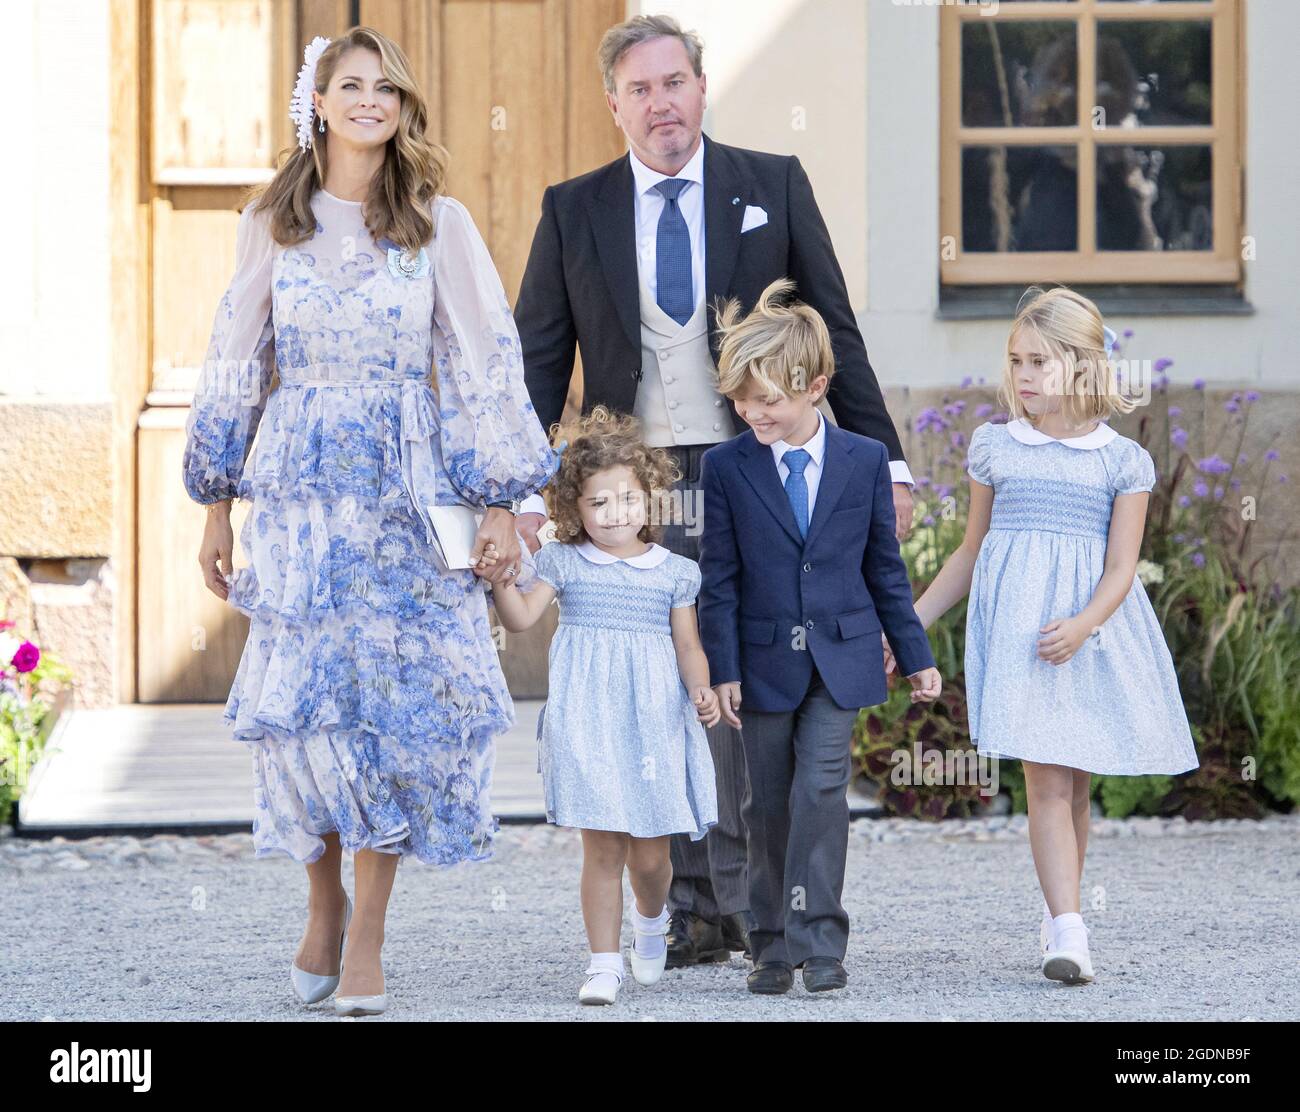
[576,539,670,568]
[628,139,705,199]
[1005,417,1117,450]
[771,409,827,470]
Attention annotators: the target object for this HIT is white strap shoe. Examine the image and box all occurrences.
[1042,920,1095,984]
[578,965,623,1005]
[629,923,670,986]
[291,893,351,1004]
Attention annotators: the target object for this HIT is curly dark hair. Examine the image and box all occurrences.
[543,406,681,546]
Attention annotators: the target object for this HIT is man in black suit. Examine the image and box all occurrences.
[511,13,914,970]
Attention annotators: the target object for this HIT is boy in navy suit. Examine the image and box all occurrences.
[698,279,941,994]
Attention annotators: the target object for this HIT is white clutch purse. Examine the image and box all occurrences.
[426,503,484,570]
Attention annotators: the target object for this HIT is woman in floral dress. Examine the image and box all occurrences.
[182,28,557,1015]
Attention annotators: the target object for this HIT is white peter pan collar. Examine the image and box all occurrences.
[576,539,670,568]
[1005,417,1117,450]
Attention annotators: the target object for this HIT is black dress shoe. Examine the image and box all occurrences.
[720,911,754,959]
[665,910,731,969]
[747,961,794,995]
[800,956,848,993]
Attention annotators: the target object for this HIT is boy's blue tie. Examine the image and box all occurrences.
[654,178,693,325]
[782,448,812,538]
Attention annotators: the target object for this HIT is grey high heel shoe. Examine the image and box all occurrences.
[290,893,351,1004]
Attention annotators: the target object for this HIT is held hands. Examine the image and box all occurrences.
[469,507,522,585]
[712,682,743,730]
[907,667,942,704]
[691,685,721,728]
[881,632,941,703]
[1038,616,1093,665]
[891,483,914,542]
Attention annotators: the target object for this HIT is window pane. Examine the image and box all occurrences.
[1097,21,1212,127]
[1096,145,1213,251]
[962,21,1077,127]
[962,146,1078,252]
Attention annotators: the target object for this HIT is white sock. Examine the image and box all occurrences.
[586,951,624,978]
[631,904,670,959]
[1049,911,1088,952]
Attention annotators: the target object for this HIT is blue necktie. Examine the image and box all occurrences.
[782,448,811,539]
[654,178,693,326]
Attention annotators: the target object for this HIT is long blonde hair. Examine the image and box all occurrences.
[240,27,449,252]
[1001,285,1135,425]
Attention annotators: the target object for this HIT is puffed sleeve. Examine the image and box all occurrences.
[1110,439,1157,495]
[430,196,561,506]
[671,557,701,608]
[965,421,995,486]
[181,201,277,504]
[530,540,565,593]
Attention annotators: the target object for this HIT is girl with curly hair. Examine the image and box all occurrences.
[482,406,720,1005]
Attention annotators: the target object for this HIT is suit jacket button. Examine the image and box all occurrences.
[674,423,684,432]
[803,562,812,572]
[712,422,721,430]
[669,400,678,409]
[714,399,723,406]
[805,619,814,629]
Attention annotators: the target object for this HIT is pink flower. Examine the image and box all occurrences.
[12,640,40,673]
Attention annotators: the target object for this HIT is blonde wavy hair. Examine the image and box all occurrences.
[1002,285,1136,424]
[713,278,835,401]
[239,27,449,252]
[543,407,681,546]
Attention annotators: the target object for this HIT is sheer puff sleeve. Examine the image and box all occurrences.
[181,200,277,505]
[431,195,561,506]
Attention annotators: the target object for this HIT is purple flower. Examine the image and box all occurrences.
[914,407,948,435]
[990,412,1010,425]
[1171,427,1189,450]
[1173,533,1186,544]
[1245,390,1260,403]
[1225,400,1240,414]
[1280,474,1290,484]
[944,400,967,417]
[1154,358,1173,373]
[916,476,931,488]
[975,403,993,418]
[1193,378,1206,391]
[1265,449,1280,462]
[1178,496,1191,508]
[951,431,967,449]
[1196,455,1232,475]
[934,484,953,500]
[1191,553,1206,568]
[1124,329,1135,339]
[1238,454,1249,465]
[1213,485,1224,500]
[1230,479,1241,491]
[1193,481,1210,498]
[959,376,973,390]
[1168,406,1182,418]
[922,515,936,527]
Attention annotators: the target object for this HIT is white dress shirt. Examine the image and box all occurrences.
[771,408,828,518]
[627,140,706,311]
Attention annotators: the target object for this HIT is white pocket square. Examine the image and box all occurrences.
[741,205,768,233]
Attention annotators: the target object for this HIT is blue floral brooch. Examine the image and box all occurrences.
[377,236,431,280]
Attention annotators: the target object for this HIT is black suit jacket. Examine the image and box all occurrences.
[514,132,905,462]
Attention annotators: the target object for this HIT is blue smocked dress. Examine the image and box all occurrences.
[181,189,558,865]
[964,418,1198,775]
[524,540,718,839]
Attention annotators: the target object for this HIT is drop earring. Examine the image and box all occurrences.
[318,115,326,133]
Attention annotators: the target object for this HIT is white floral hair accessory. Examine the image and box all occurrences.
[289,36,332,151]
[1102,324,1118,359]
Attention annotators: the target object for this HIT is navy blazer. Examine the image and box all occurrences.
[698,420,935,713]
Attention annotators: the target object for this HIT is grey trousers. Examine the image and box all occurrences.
[658,443,750,921]
[738,662,859,966]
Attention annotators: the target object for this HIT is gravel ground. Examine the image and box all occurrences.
[3,814,1297,1022]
